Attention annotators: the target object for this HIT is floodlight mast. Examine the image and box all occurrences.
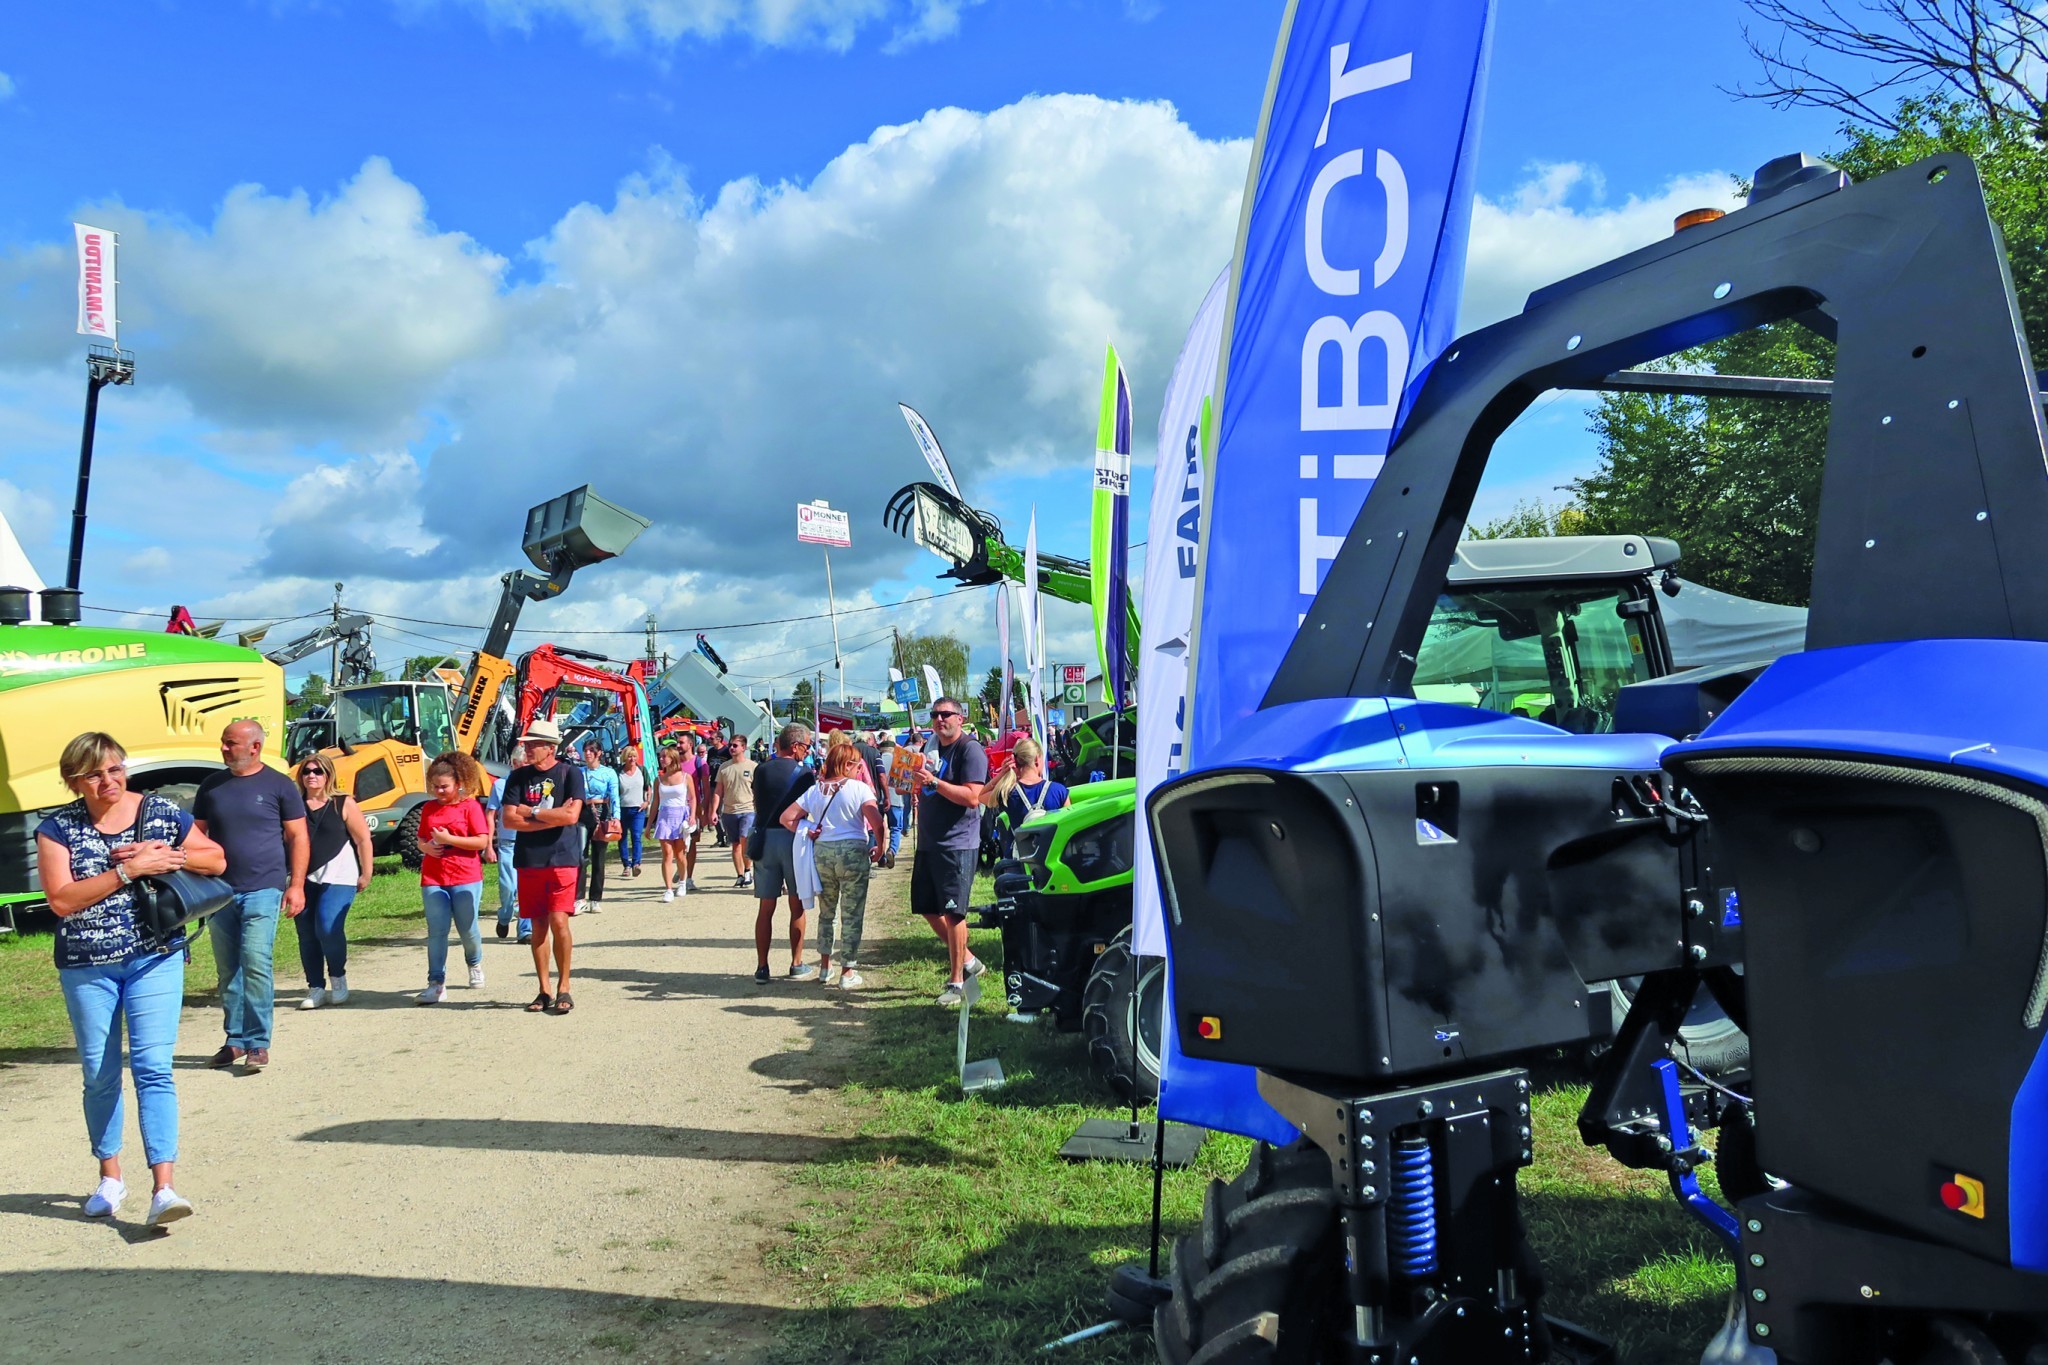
[64,343,136,592]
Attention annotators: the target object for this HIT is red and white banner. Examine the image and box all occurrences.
[74,223,118,343]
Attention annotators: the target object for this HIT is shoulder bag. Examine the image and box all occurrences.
[126,797,235,951]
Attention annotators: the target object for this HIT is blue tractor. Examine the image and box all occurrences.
[1147,153,2048,1363]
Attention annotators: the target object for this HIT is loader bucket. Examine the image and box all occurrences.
[522,486,650,574]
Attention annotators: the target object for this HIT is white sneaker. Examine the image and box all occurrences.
[467,964,486,988]
[145,1188,193,1228]
[298,988,328,1011]
[838,969,864,990]
[84,1177,125,1217]
[662,888,676,903]
[936,981,966,1006]
[417,983,446,1005]
[329,975,349,1005]
[573,899,589,915]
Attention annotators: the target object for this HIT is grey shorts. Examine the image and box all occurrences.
[753,827,798,901]
[720,812,755,844]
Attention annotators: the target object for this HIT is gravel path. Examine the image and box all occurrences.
[0,855,899,1363]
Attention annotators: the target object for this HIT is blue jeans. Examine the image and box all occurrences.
[211,888,281,1050]
[493,841,521,934]
[295,882,355,988]
[60,950,184,1164]
[890,798,908,854]
[422,881,483,984]
[618,807,645,870]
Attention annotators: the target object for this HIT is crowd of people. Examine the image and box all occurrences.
[31,696,1068,1228]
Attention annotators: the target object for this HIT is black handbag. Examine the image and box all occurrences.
[121,796,234,950]
[744,826,767,861]
[132,868,235,951]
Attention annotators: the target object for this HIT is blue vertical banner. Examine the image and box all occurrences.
[1164,0,1495,1142]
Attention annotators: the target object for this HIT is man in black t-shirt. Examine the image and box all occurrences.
[912,698,989,1005]
[194,720,308,1070]
[501,719,586,1014]
[748,722,817,984]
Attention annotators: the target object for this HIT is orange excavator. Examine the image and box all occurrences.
[513,644,657,775]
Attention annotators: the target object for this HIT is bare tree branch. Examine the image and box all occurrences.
[1727,0,2048,139]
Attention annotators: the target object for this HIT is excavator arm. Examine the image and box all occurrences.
[514,645,655,771]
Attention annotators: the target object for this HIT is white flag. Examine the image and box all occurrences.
[898,403,963,499]
[922,663,944,706]
[1023,508,1046,740]
[888,666,905,684]
[1133,269,1226,955]
[74,223,117,343]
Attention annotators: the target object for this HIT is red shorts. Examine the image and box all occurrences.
[516,866,577,918]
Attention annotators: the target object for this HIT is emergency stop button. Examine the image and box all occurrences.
[1939,1173,1986,1219]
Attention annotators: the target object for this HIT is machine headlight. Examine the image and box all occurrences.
[1062,810,1134,885]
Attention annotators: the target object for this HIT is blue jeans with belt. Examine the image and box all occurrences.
[210,888,281,1050]
[60,949,184,1164]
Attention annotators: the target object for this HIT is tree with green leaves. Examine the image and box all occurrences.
[790,678,816,727]
[1561,97,2048,604]
[895,631,970,703]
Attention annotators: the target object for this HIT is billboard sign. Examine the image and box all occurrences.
[797,502,851,548]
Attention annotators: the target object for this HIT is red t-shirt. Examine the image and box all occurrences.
[418,797,488,887]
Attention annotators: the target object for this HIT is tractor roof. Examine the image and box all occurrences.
[1446,535,1679,586]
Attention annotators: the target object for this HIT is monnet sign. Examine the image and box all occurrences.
[796,502,851,549]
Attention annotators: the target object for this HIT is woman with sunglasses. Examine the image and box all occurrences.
[294,755,374,1008]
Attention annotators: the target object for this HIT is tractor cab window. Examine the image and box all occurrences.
[334,685,419,747]
[414,686,455,758]
[1411,584,1654,733]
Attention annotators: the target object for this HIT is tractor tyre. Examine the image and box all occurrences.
[1607,974,1750,1077]
[395,806,424,872]
[1155,1139,1341,1365]
[1083,926,1163,1104]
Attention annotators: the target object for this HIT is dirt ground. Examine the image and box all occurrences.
[0,850,899,1364]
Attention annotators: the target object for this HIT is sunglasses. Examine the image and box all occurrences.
[932,711,964,721]
[302,766,327,776]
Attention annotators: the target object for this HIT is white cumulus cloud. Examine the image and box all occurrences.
[77,158,508,438]
[1460,162,1744,331]
[0,73,16,101]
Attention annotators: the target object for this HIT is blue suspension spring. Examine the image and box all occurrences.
[1388,1135,1439,1279]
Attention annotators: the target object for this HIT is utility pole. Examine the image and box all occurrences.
[643,613,659,674]
[329,581,343,688]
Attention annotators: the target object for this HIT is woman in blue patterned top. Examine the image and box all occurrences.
[34,732,225,1230]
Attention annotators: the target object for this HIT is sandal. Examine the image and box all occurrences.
[552,993,575,1015]
[526,993,553,1013]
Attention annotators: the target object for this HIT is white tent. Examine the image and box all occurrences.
[0,502,46,620]
[1661,581,1808,670]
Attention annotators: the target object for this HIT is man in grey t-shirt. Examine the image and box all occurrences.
[910,698,989,1005]
[193,720,308,1071]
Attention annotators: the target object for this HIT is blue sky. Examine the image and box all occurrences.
[0,1,1845,698]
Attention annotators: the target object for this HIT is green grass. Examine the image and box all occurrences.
[765,871,1734,1363]
[0,856,436,1058]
